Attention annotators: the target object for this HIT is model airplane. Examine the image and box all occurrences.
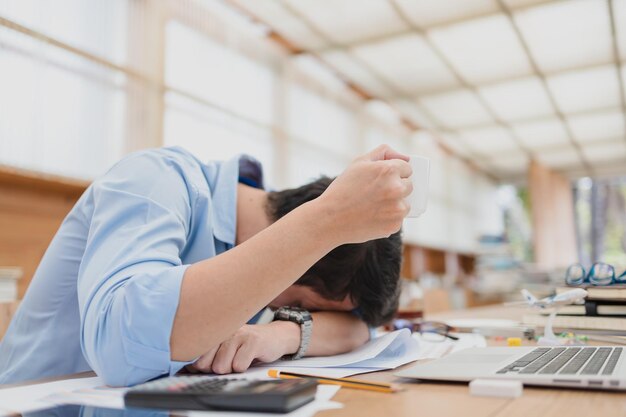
[519,288,588,346]
[521,288,588,309]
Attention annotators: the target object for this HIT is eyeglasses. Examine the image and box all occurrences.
[565,262,626,286]
[392,319,459,342]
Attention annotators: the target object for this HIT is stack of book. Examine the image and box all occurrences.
[523,286,626,333]
[0,267,22,302]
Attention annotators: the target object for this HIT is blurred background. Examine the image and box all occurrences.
[0,0,625,316]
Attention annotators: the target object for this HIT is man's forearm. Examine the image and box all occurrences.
[307,311,370,356]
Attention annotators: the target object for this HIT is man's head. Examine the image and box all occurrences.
[265,177,402,327]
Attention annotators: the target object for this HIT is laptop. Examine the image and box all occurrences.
[395,346,626,390]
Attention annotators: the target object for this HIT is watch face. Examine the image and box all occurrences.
[275,307,311,323]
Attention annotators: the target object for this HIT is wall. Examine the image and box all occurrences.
[0,167,87,298]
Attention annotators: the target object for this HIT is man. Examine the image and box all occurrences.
[0,144,412,386]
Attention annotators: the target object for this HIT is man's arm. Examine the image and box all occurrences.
[170,145,411,361]
[308,311,370,355]
[187,311,370,374]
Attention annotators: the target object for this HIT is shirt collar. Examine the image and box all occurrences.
[210,155,240,246]
[209,154,264,246]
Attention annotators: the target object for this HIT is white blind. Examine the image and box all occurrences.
[0,0,127,179]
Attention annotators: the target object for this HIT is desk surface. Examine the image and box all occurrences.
[6,305,626,417]
[318,305,626,417]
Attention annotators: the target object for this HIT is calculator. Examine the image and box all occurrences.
[124,376,318,413]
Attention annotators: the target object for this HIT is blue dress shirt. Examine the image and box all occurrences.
[0,147,260,387]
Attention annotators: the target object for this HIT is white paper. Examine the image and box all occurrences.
[410,332,487,360]
[41,386,127,409]
[0,376,106,414]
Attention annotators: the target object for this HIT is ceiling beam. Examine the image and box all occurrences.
[607,0,626,147]
[495,0,594,176]
[311,0,566,54]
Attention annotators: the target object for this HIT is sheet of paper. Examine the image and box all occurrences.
[0,376,106,415]
[41,386,127,409]
[410,332,487,360]
[450,333,487,353]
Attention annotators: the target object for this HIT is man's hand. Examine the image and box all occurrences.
[187,321,300,374]
[316,144,413,244]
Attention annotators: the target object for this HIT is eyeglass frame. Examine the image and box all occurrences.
[392,319,459,341]
[565,262,626,286]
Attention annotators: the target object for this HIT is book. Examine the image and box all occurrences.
[557,285,626,301]
[523,313,626,332]
[0,267,22,302]
[540,300,626,316]
[0,267,22,280]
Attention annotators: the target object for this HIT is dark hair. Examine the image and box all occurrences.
[265,177,402,327]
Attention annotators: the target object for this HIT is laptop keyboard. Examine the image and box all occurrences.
[497,347,623,375]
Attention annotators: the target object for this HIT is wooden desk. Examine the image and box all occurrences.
[317,305,626,417]
[5,306,626,417]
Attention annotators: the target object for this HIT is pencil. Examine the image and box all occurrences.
[267,369,399,393]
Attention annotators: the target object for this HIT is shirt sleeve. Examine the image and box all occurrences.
[77,153,197,387]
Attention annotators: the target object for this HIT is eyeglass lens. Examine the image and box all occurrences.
[566,264,585,284]
[590,263,615,285]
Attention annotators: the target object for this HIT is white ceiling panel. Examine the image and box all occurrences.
[477,76,554,122]
[535,145,582,168]
[351,34,460,94]
[547,66,620,115]
[567,110,626,144]
[457,125,521,155]
[394,0,498,29]
[510,118,570,149]
[616,0,626,61]
[513,0,612,73]
[581,140,626,163]
[231,0,327,50]
[428,14,532,84]
[419,89,494,128]
[283,0,408,45]
[484,152,530,175]
[322,50,395,98]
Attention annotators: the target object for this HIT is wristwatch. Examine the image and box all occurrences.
[273,306,313,360]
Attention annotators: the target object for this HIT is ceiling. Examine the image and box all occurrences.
[229,0,626,182]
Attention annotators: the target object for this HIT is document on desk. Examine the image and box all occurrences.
[412,332,487,360]
[252,329,421,378]
[0,376,106,415]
